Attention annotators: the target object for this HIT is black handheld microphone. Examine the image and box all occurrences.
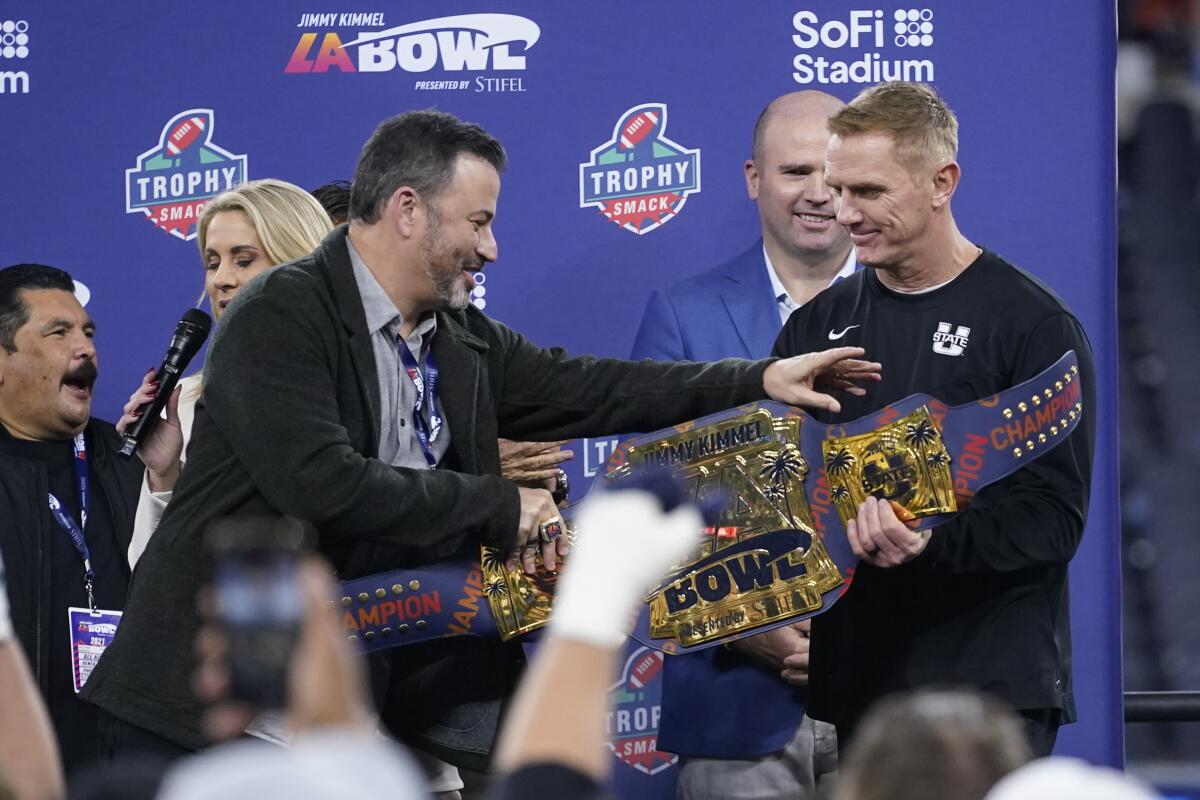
[118,308,213,459]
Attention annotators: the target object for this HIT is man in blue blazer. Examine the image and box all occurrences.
[631,92,856,364]
[631,91,856,800]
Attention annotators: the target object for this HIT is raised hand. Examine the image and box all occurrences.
[762,346,881,412]
[116,367,184,491]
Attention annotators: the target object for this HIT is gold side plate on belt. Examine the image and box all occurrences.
[822,405,955,526]
[478,541,565,641]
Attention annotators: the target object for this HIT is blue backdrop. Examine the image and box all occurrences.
[0,1,1119,793]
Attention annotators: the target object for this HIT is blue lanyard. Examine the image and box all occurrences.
[48,433,96,610]
[397,338,442,468]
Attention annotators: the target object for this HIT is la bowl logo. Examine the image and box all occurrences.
[605,646,677,775]
[579,103,700,235]
[125,109,247,241]
[285,13,538,75]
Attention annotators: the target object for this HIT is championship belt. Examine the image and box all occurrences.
[340,350,1083,654]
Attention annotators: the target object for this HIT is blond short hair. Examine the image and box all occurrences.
[197,178,333,266]
[828,82,958,175]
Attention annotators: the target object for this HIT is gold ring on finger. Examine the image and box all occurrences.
[539,516,563,544]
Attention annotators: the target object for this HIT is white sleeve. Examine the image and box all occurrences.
[127,474,172,570]
[127,376,198,570]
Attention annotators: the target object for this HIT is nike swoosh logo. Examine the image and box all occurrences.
[828,325,860,340]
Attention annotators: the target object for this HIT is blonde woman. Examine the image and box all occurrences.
[118,179,332,567]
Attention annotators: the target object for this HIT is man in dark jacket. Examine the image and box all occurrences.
[0,264,143,774]
[82,111,876,770]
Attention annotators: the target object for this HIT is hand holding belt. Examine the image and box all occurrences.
[341,350,1083,654]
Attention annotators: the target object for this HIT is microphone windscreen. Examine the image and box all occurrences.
[182,307,213,334]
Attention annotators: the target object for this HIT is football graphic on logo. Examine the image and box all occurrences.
[165,116,207,156]
[628,649,662,689]
[618,110,660,151]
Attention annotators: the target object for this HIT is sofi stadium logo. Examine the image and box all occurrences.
[579,104,700,236]
[792,8,935,85]
[285,13,538,92]
[606,647,677,775]
[125,110,247,241]
[0,18,30,95]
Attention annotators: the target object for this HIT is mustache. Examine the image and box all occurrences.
[62,360,98,387]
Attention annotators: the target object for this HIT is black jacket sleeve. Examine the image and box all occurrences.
[483,315,771,441]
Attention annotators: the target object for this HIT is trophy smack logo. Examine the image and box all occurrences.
[125,110,247,241]
[579,103,701,236]
[606,647,677,775]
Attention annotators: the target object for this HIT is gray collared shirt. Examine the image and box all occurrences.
[347,237,450,469]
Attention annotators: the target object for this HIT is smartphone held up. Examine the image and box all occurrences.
[207,516,314,710]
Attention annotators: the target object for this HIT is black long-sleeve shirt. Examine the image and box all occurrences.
[0,422,137,774]
[773,249,1096,732]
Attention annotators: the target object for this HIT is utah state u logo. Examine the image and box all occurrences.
[579,103,701,235]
